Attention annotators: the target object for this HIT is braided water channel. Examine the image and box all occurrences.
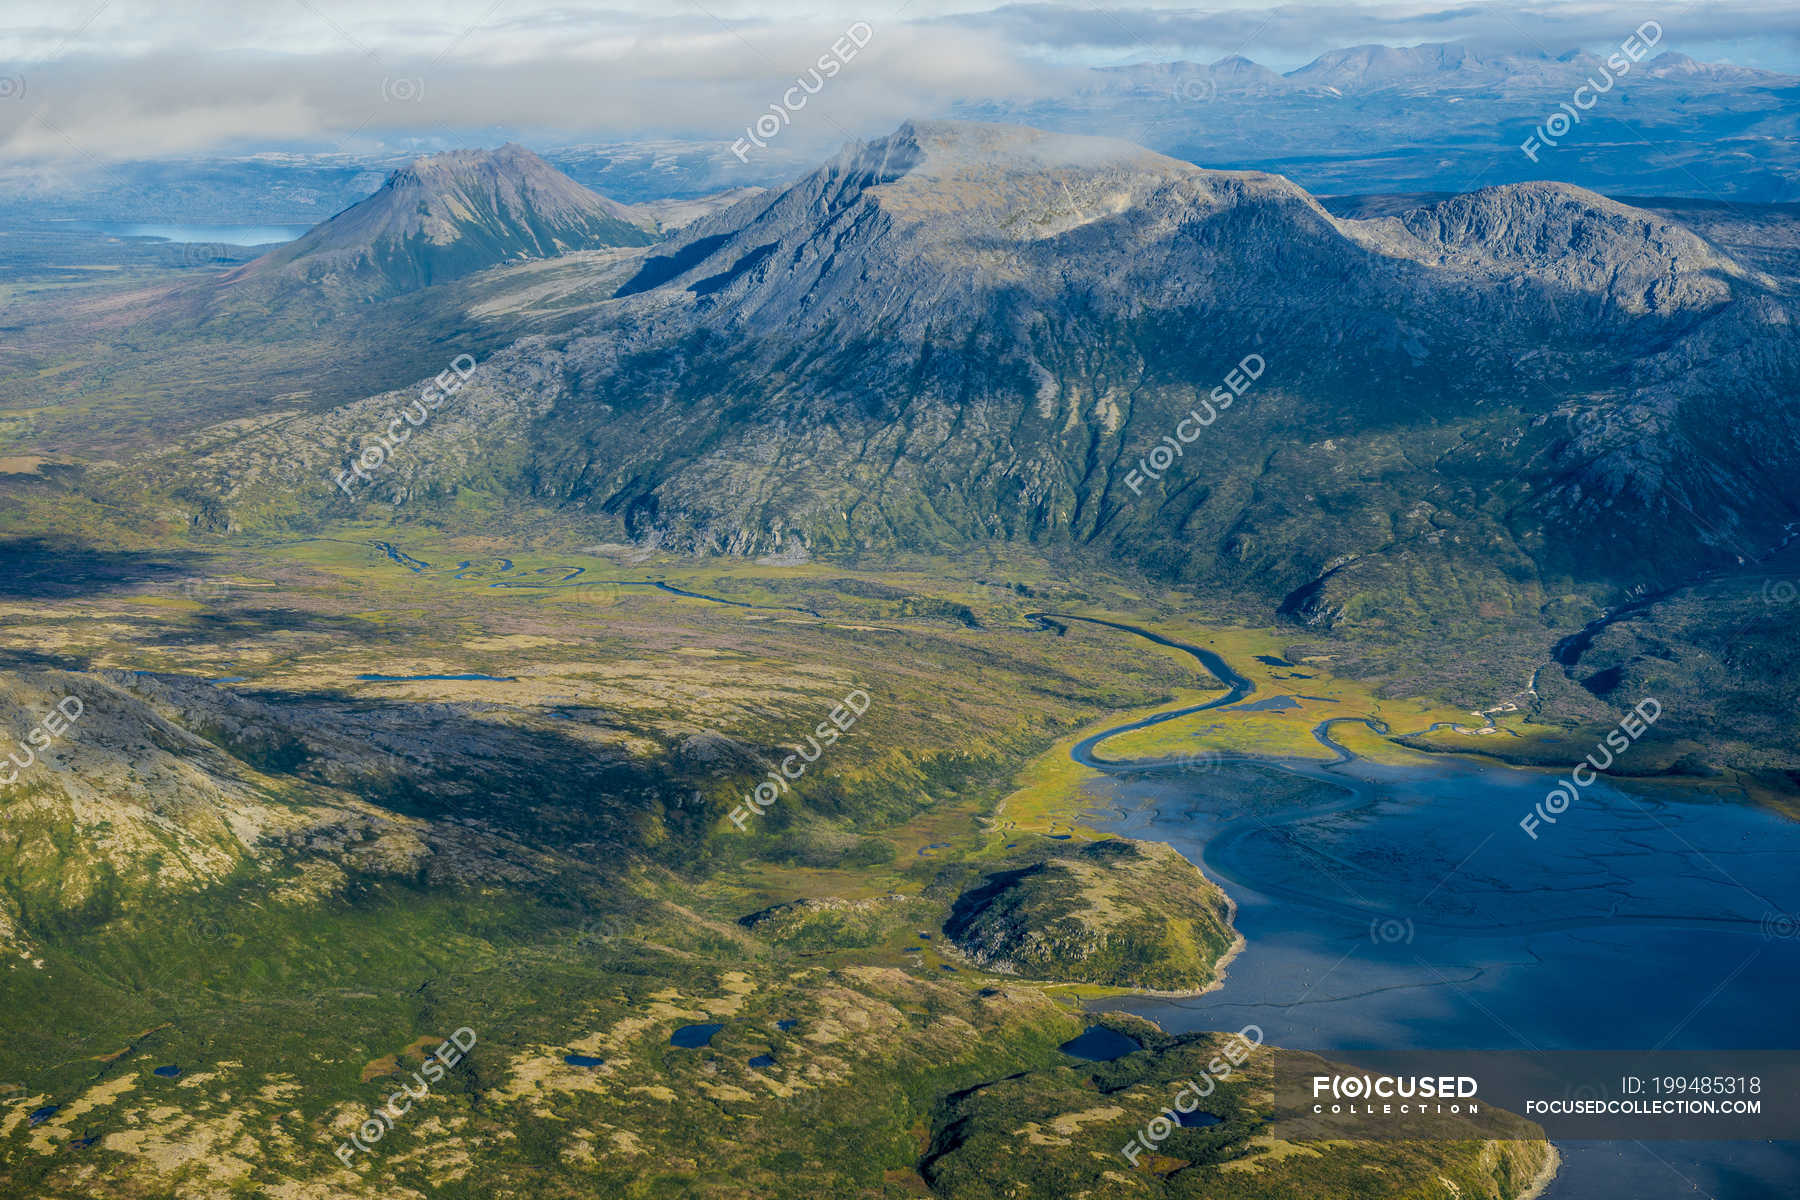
[1031,614,1800,1199]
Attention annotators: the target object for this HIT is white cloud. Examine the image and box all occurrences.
[1,1,1796,162]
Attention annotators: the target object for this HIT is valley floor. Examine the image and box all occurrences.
[3,523,1749,1197]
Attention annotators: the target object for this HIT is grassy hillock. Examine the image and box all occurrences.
[944,839,1237,992]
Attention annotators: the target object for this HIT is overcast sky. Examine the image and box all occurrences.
[3,1,1798,162]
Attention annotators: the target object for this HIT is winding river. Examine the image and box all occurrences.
[1034,614,1800,1200]
[368,541,824,616]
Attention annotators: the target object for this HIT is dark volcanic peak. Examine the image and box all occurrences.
[612,118,1324,328]
[615,119,1749,339]
[229,143,655,295]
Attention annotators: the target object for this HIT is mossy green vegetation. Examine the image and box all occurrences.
[922,1022,1556,1200]
[0,524,1583,1197]
[943,839,1237,992]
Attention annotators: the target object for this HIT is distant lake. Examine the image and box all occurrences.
[71,221,310,246]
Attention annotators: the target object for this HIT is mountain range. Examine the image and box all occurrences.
[159,120,1798,691]
[1091,42,1795,99]
[3,40,1796,235]
[6,104,1800,1200]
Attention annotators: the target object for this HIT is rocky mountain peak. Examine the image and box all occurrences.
[227,143,654,296]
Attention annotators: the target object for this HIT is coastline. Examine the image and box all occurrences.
[1520,1143,1562,1200]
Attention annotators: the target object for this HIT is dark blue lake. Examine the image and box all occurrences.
[1059,1026,1142,1061]
[1176,1110,1222,1128]
[1039,614,1800,1199]
[670,1023,723,1048]
[1090,739,1800,1198]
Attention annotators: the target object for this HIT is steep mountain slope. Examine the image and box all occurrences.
[222,143,654,296]
[156,121,1800,655]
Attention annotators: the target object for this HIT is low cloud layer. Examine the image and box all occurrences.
[2,0,1797,163]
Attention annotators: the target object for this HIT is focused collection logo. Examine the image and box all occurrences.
[1310,1073,1480,1116]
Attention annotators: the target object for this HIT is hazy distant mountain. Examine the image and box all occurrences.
[1092,55,1288,100]
[1084,43,1798,100]
[1643,51,1784,83]
[1285,41,1490,91]
[226,143,655,296]
[964,43,1800,201]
